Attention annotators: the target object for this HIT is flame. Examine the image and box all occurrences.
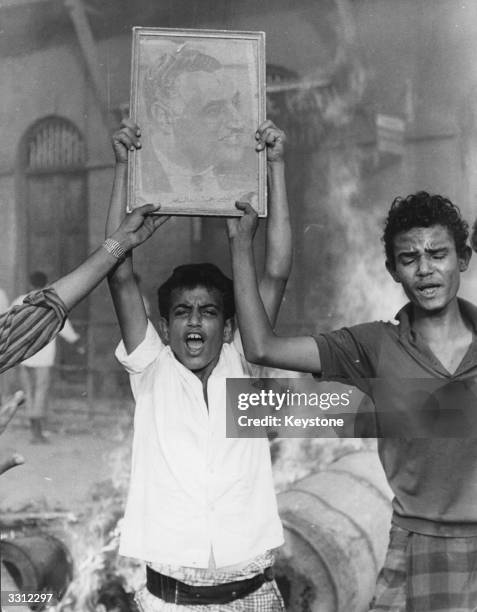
[53,436,142,612]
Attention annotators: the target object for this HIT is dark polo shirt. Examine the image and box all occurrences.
[315,298,477,536]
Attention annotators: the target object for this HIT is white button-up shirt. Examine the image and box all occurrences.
[116,322,283,568]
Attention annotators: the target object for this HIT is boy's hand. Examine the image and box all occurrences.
[227,201,259,246]
[110,204,170,251]
[112,118,142,164]
[255,120,286,163]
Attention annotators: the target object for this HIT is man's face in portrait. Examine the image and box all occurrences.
[388,224,471,313]
[153,68,247,173]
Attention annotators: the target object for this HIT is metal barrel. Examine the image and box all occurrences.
[275,450,393,612]
[1,533,73,609]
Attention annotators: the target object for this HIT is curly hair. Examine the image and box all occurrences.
[158,263,234,321]
[471,218,477,253]
[382,191,469,269]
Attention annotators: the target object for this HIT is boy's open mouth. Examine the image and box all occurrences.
[417,283,441,298]
[185,332,205,353]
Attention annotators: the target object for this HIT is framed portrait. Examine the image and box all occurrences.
[128,27,267,217]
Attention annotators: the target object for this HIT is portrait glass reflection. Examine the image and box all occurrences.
[129,28,266,216]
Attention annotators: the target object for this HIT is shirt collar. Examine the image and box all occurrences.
[168,341,233,385]
[394,298,477,340]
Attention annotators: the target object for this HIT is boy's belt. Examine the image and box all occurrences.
[146,565,274,605]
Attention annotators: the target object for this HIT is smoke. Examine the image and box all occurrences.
[290,51,403,328]
[272,437,376,492]
[269,1,404,483]
[324,146,403,326]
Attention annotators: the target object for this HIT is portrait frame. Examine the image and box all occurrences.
[128,27,267,217]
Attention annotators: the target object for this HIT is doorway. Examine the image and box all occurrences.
[20,116,88,386]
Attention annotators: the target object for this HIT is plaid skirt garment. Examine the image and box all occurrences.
[371,524,477,612]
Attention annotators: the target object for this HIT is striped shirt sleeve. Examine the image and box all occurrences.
[0,288,68,374]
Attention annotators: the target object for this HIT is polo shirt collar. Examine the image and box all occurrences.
[395,298,477,339]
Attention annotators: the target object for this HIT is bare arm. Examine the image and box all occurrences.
[229,203,321,374]
[106,120,169,353]
[51,202,164,313]
[255,121,292,326]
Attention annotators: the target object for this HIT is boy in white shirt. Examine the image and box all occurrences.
[107,118,291,610]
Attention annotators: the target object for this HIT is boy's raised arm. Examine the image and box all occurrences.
[106,119,168,353]
[255,121,292,327]
[228,203,321,375]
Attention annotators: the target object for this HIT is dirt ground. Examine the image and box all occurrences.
[0,417,132,514]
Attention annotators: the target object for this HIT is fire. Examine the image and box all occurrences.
[52,436,142,612]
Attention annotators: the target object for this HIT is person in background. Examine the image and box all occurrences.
[13,271,82,443]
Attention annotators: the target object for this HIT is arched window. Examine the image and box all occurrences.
[25,116,85,172]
